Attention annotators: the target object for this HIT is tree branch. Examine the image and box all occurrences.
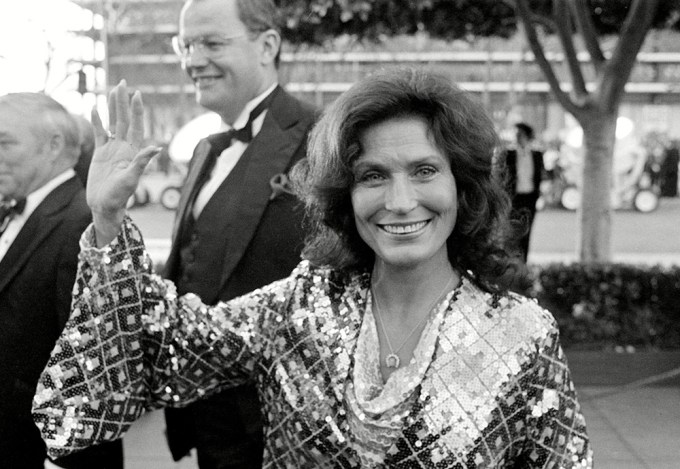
[515,0,581,116]
[571,0,605,71]
[600,0,659,110]
[553,0,587,97]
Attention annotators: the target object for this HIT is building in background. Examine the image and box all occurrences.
[71,0,680,151]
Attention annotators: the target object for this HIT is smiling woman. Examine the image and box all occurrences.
[33,67,592,468]
[296,68,513,288]
[351,117,458,272]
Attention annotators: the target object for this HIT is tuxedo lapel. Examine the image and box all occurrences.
[0,178,79,294]
[171,138,212,244]
[217,90,309,289]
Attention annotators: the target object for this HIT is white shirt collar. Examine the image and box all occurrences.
[219,83,278,132]
[0,169,77,260]
[23,169,77,216]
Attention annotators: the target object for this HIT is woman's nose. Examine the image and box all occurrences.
[384,177,417,213]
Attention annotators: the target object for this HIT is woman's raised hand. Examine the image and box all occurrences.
[88,80,160,246]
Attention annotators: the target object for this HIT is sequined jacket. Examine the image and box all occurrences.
[33,218,592,468]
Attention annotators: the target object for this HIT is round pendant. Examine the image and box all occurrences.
[385,353,400,368]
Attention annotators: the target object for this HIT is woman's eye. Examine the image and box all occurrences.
[358,171,384,183]
[415,165,438,178]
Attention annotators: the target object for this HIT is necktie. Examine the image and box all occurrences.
[205,87,278,161]
[0,198,26,236]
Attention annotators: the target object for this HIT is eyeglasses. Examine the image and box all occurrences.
[171,33,245,58]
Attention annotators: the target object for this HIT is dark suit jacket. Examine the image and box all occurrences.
[0,176,121,468]
[164,87,317,462]
[503,147,544,197]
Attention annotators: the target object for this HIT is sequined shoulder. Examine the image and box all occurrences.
[504,290,559,336]
[447,281,559,356]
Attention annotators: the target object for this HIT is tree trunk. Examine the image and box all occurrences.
[577,112,618,263]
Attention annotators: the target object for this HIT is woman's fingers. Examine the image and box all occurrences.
[114,80,130,140]
[102,80,146,150]
[128,91,145,148]
[135,145,162,168]
[91,107,107,147]
[107,86,117,134]
[125,145,162,180]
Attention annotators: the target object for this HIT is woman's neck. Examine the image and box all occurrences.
[370,257,458,320]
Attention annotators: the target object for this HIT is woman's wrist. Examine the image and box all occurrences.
[92,208,126,247]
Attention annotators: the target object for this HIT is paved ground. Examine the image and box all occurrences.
[528,196,680,265]
[121,351,680,469]
[570,351,680,469]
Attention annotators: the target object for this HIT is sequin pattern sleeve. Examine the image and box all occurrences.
[519,309,593,468]
[31,217,287,458]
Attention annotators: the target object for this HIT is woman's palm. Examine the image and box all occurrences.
[88,80,158,215]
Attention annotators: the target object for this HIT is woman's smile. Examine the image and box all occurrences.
[378,220,430,235]
[351,116,458,270]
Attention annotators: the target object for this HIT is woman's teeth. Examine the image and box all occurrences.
[381,221,427,234]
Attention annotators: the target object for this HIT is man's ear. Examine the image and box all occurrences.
[258,29,281,66]
[47,133,66,160]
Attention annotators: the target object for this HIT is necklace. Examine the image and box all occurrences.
[372,275,456,369]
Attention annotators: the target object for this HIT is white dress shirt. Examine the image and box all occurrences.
[515,145,535,194]
[192,83,278,219]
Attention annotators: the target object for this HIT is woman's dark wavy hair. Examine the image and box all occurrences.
[292,67,514,292]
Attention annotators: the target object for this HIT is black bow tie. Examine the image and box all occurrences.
[0,198,26,234]
[208,87,278,154]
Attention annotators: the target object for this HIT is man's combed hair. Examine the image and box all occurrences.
[184,0,283,66]
[236,0,282,66]
[515,122,535,140]
[292,67,514,292]
[0,92,81,162]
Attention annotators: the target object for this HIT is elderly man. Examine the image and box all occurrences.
[163,0,317,468]
[0,93,123,469]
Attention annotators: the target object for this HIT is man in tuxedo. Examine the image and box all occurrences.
[163,0,317,468]
[502,122,545,263]
[0,93,123,468]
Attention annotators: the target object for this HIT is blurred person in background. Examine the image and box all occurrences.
[33,68,591,469]
[501,122,544,263]
[0,93,123,469]
[163,0,317,467]
[539,138,565,208]
[660,140,679,197]
[612,134,647,206]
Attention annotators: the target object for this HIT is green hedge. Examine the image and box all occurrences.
[527,263,680,350]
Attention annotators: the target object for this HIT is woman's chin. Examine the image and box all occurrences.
[375,247,447,272]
